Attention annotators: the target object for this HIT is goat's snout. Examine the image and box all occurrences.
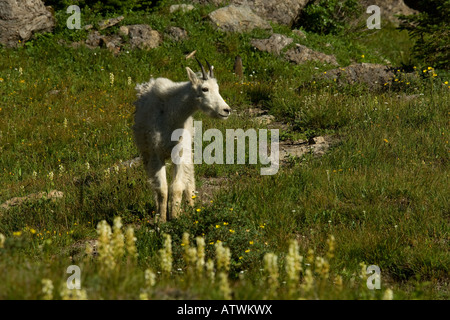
[219,106,231,119]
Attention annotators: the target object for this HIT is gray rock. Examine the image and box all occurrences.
[84,31,123,53]
[195,0,309,26]
[208,5,272,33]
[98,15,124,30]
[292,29,306,39]
[169,4,195,13]
[318,63,396,90]
[242,0,309,27]
[119,25,129,36]
[285,44,339,66]
[85,31,103,48]
[0,0,55,48]
[251,33,293,55]
[165,26,189,42]
[126,24,162,50]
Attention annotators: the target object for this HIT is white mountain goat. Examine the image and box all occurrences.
[133,59,231,222]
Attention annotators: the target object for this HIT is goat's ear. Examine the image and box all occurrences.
[186,67,200,85]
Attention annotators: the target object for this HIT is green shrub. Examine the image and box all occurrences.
[398,0,450,69]
[296,0,362,35]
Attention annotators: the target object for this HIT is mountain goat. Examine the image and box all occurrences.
[133,59,231,222]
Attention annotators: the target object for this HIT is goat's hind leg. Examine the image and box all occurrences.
[170,161,195,220]
[183,161,196,207]
[144,155,168,223]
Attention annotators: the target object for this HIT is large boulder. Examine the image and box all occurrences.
[0,0,55,48]
[285,44,339,66]
[241,0,309,27]
[196,0,309,26]
[208,5,273,33]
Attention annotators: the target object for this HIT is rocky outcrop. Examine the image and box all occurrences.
[251,33,293,55]
[196,0,309,26]
[71,23,162,53]
[251,34,338,66]
[285,44,339,66]
[208,5,273,33]
[318,63,396,90]
[124,24,162,50]
[0,0,55,48]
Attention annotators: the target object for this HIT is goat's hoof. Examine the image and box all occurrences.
[155,214,167,224]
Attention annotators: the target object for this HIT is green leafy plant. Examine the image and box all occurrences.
[398,0,450,69]
[296,0,362,35]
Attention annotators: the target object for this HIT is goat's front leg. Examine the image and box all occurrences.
[144,156,168,223]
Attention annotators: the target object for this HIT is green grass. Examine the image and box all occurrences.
[0,1,449,300]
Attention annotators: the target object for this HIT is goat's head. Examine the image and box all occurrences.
[186,59,231,119]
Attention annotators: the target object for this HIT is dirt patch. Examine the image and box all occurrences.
[196,176,229,204]
[0,190,64,212]
[279,135,337,163]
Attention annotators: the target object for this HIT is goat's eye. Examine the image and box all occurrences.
[202,87,209,92]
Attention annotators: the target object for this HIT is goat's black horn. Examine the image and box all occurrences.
[205,59,214,78]
[195,57,208,80]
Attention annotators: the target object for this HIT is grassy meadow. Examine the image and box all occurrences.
[0,1,449,299]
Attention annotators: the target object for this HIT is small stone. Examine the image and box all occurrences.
[169,4,195,13]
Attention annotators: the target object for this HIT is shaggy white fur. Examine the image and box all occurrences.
[133,63,231,222]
